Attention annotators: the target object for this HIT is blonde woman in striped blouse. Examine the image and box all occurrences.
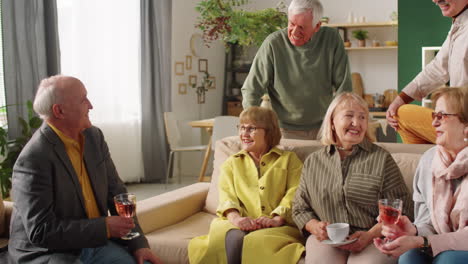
[292,92,413,264]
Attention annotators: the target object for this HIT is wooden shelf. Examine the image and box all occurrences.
[324,21,398,28]
[345,46,397,51]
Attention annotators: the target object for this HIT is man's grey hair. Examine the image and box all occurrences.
[33,75,64,120]
[288,0,324,27]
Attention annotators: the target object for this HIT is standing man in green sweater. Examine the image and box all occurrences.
[241,0,352,140]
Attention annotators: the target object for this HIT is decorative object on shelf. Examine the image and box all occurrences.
[191,72,213,104]
[385,40,398,47]
[232,88,240,96]
[351,72,364,98]
[344,41,352,48]
[207,76,216,89]
[186,55,192,70]
[364,94,374,108]
[372,40,380,47]
[321,17,329,24]
[260,94,272,109]
[194,0,287,48]
[175,62,184,75]
[386,11,398,47]
[359,16,366,23]
[0,101,42,198]
[178,83,187,95]
[347,12,354,23]
[190,33,204,57]
[352,30,368,47]
[198,59,208,73]
[189,75,197,87]
[384,89,398,108]
[373,93,385,108]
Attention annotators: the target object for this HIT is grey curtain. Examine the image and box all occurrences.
[140,0,171,182]
[1,0,60,138]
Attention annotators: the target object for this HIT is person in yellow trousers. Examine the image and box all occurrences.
[188,106,305,264]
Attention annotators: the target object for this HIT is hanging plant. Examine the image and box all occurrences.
[194,0,288,48]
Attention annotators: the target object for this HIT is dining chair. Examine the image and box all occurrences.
[163,112,207,184]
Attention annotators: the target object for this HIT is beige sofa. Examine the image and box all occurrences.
[137,137,433,264]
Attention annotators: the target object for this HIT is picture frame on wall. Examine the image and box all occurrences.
[178,83,187,94]
[175,62,184,76]
[186,55,192,70]
[189,75,197,87]
[198,59,208,73]
[207,76,216,89]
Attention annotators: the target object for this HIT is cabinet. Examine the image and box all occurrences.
[222,43,256,116]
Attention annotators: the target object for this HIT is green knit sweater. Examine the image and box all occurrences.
[241,27,352,130]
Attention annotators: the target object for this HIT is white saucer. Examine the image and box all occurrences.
[321,238,358,247]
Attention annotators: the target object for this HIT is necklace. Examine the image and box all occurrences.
[336,145,353,151]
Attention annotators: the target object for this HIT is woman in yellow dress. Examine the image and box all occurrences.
[188,106,305,264]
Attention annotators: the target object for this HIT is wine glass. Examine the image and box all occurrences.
[378,198,402,242]
[113,193,140,240]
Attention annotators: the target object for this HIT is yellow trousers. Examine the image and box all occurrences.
[396,104,436,144]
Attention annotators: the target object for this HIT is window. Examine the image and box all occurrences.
[0,0,8,127]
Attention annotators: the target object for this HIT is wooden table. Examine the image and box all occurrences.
[188,118,214,182]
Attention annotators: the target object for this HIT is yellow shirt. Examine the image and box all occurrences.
[48,123,101,219]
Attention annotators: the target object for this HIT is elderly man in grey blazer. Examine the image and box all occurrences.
[8,75,162,264]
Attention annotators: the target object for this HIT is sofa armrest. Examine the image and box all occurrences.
[136,182,209,234]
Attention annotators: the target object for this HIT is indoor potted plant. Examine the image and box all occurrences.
[194,0,288,48]
[352,29,369,47]
[0,101,41,198]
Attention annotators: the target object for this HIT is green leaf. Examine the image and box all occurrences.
[29,116,42,129]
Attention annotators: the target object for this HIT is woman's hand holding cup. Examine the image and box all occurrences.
[305,219,329,241]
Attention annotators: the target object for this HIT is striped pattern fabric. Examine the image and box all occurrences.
[292,139,414,234]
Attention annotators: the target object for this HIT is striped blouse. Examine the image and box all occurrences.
[292,139,413,234]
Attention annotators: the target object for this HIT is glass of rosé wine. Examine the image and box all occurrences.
[378,198,402,242]
[114,193,140,240]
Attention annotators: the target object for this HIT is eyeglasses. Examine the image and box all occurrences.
[431,111,458,121]
[237,125,264,134]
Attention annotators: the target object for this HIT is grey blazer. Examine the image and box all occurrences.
[8,123,149,263]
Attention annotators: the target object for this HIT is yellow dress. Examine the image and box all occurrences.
[188,147,305,264]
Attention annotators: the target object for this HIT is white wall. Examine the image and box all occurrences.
[323,0,398,94]
[171,0,397,176]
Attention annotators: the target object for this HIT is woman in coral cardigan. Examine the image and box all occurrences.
[375,87,468,263]
[188,106,304,264]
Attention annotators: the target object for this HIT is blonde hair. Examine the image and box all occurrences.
[318,92,373,145]
[431,86,468,124]
[239,106,282,148]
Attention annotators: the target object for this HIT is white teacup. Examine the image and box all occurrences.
[326,223,350,243]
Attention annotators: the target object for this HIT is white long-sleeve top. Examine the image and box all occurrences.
[402,9,468,100]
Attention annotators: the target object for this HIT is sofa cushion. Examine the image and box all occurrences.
[146,212,216,264]
[391,153,422,195]
[204,137,433,215]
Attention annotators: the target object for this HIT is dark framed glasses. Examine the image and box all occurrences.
[431,111,458,121]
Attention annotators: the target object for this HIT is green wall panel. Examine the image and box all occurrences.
[398,0,452,94]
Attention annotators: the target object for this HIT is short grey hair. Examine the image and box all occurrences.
[318,92,373,145]
[33,75,64,120]
[288,0,323,27]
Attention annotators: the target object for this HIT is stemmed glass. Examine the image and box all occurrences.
[378,198,402,243]
[113,193,140,240]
